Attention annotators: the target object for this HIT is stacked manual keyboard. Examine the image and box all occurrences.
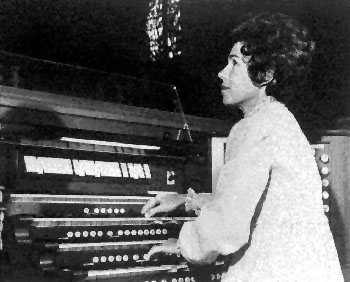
[6,194,224,282]
[1,137,224,282]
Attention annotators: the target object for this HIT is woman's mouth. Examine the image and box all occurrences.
[221,85,230,90]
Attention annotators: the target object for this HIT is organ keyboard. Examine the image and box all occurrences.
[0,86,231,282]
[8,194,151,217]
[14,215,192,243]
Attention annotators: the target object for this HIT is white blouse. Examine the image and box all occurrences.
[177,101,344,282]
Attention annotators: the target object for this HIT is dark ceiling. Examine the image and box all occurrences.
[0,0,350,132]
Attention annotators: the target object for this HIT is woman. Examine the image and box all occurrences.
[141,12,344,282]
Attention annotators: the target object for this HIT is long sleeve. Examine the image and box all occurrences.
[185,192,212,213]
[194,193,212,207]
[178,135,275,264]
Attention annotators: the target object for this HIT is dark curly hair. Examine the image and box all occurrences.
[232,12,315,91]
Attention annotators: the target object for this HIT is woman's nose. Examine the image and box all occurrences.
[218,65,229,81]
[218,68,225,81]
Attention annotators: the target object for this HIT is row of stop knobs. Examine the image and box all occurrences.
[66,228,168,238]
[317,152,331,213]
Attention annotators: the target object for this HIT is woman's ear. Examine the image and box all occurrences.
[265,69,275,83]
[260,69,275,86]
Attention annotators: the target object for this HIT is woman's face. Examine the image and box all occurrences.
[218,42,261,106]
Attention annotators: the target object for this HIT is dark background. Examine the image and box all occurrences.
[1,0,350,134]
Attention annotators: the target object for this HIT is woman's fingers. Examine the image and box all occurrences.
[142,194,183,217]
[147,245,163,258]
[144,204,166,218]
[146,239,178,260]
[141,196,159,214]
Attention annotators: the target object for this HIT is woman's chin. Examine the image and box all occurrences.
[222,98,237,106]
[222,96,230,105]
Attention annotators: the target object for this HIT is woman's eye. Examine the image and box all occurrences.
[228,59,237,66]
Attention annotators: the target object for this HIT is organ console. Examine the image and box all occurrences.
[0,85,231,282]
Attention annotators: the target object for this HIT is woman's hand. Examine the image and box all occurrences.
[141,193,186,217]
[146,238,179,259]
